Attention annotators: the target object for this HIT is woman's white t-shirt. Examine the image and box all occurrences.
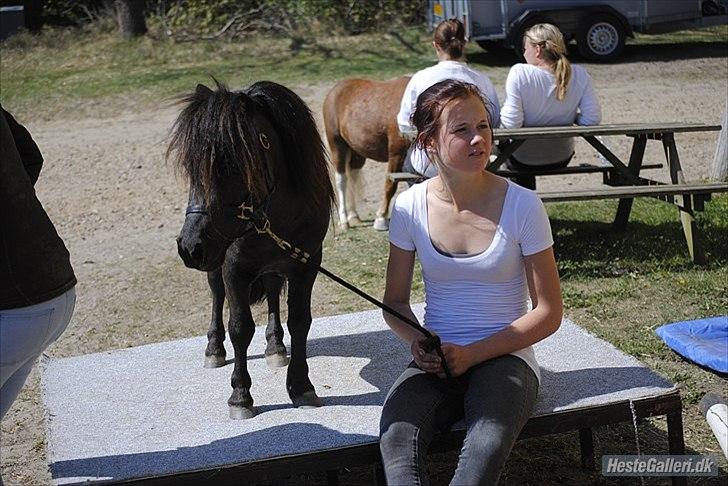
[500,63,601,165]
[388,179,553,380]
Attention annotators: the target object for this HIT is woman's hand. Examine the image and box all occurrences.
[440,343,475,377]
[410,336,442,374]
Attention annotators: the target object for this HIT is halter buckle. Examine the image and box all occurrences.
[237,202,255,220]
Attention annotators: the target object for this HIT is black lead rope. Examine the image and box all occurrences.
[315,265,452,379]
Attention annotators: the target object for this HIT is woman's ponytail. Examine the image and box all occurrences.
[553,53,572,101]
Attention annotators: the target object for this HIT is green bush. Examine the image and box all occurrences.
[33,0,425,36]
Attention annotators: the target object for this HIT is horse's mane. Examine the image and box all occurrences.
[168,79,333,216]
[246,81,334,216]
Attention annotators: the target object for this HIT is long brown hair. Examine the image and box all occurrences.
[524,23,572,101]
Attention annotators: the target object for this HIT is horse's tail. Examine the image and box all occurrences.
[249,273,287,305]
[246,81,335,217]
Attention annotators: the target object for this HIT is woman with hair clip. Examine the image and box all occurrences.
[380,79,562,485]
[398,18,500,178]
[501,23,601,189]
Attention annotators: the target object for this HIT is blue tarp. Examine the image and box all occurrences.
[656,316,728,374]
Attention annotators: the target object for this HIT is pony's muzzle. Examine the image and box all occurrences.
[176,235,205,269]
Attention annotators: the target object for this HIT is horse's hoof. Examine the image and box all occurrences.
[347,215,362,226]
[204,355,227,368]
[265,352,289,368]
[338,220,350,231]
[373,217,389,231]
[293,390,323,409]
[229,405,256,420]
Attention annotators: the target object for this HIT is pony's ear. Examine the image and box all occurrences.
[196,84,213,97]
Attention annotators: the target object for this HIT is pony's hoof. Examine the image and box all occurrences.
[373,217,389,231]
[265,352,289,368]
[204,355,227,368]
[347,215,362,226]
[338,220,350,231]
[293,390,323,409]
[229,405,256,420]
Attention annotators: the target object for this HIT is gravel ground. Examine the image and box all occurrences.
[1,47,726,485]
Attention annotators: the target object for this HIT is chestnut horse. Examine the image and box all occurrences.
[323,76,409,231]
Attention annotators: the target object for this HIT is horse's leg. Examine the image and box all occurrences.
[346,152,366,225]
[330,136,351,229]
[262,274,288,368]
[373,151,405,231]
[286,259,323,408]
[204,268,227,368]
[224,273,257,419]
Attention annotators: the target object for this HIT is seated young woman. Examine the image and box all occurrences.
[500,23,601,189]
[380,79,563,485]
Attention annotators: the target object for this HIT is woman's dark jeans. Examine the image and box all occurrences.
[379,354,538,485]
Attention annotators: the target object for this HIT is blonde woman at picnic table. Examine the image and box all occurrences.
[397,18,500,179]
[501,23,602,189]
[380,79,563,485]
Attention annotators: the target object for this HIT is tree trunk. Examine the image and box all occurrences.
[116,0,147,39]
[711,102,728,182]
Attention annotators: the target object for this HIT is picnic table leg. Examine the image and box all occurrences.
[614,135,647,229]
[667,410,687,486]
[488,139,524,172]
[578,428,595,470]
[663,134,706,264]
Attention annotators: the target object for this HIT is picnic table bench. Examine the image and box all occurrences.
[388,123,727,264]
[41,306,686,486]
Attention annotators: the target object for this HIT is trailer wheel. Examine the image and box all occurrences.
[577,14,625,62]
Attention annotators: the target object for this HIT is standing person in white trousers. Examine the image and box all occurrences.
[0,107,77,486]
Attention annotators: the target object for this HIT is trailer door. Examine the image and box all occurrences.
[429,0,471,37]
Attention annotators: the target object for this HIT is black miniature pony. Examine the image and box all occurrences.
[169,80,334,419]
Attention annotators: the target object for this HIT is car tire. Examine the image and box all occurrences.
[577,14,626,62]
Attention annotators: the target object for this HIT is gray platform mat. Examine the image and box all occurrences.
[41,304,675,484]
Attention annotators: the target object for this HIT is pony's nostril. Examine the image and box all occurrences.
[190,243,204,263]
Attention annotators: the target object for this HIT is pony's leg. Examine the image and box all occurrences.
[286,260,323,409]
[224,274,257,419]
[204,268,227,368]
[373,152,405,231]
[262,274,288,368]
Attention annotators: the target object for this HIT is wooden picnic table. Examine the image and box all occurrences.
[390,122,727,264]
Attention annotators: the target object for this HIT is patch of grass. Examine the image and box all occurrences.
[630,25,728,45]
[1,26,433,120]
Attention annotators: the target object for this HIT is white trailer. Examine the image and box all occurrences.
[429,0,728,61]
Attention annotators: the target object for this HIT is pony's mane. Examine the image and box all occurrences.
[245,81,334,216]
[167,79,334,217]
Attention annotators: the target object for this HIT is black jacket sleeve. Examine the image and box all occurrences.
[1,107,44,185]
